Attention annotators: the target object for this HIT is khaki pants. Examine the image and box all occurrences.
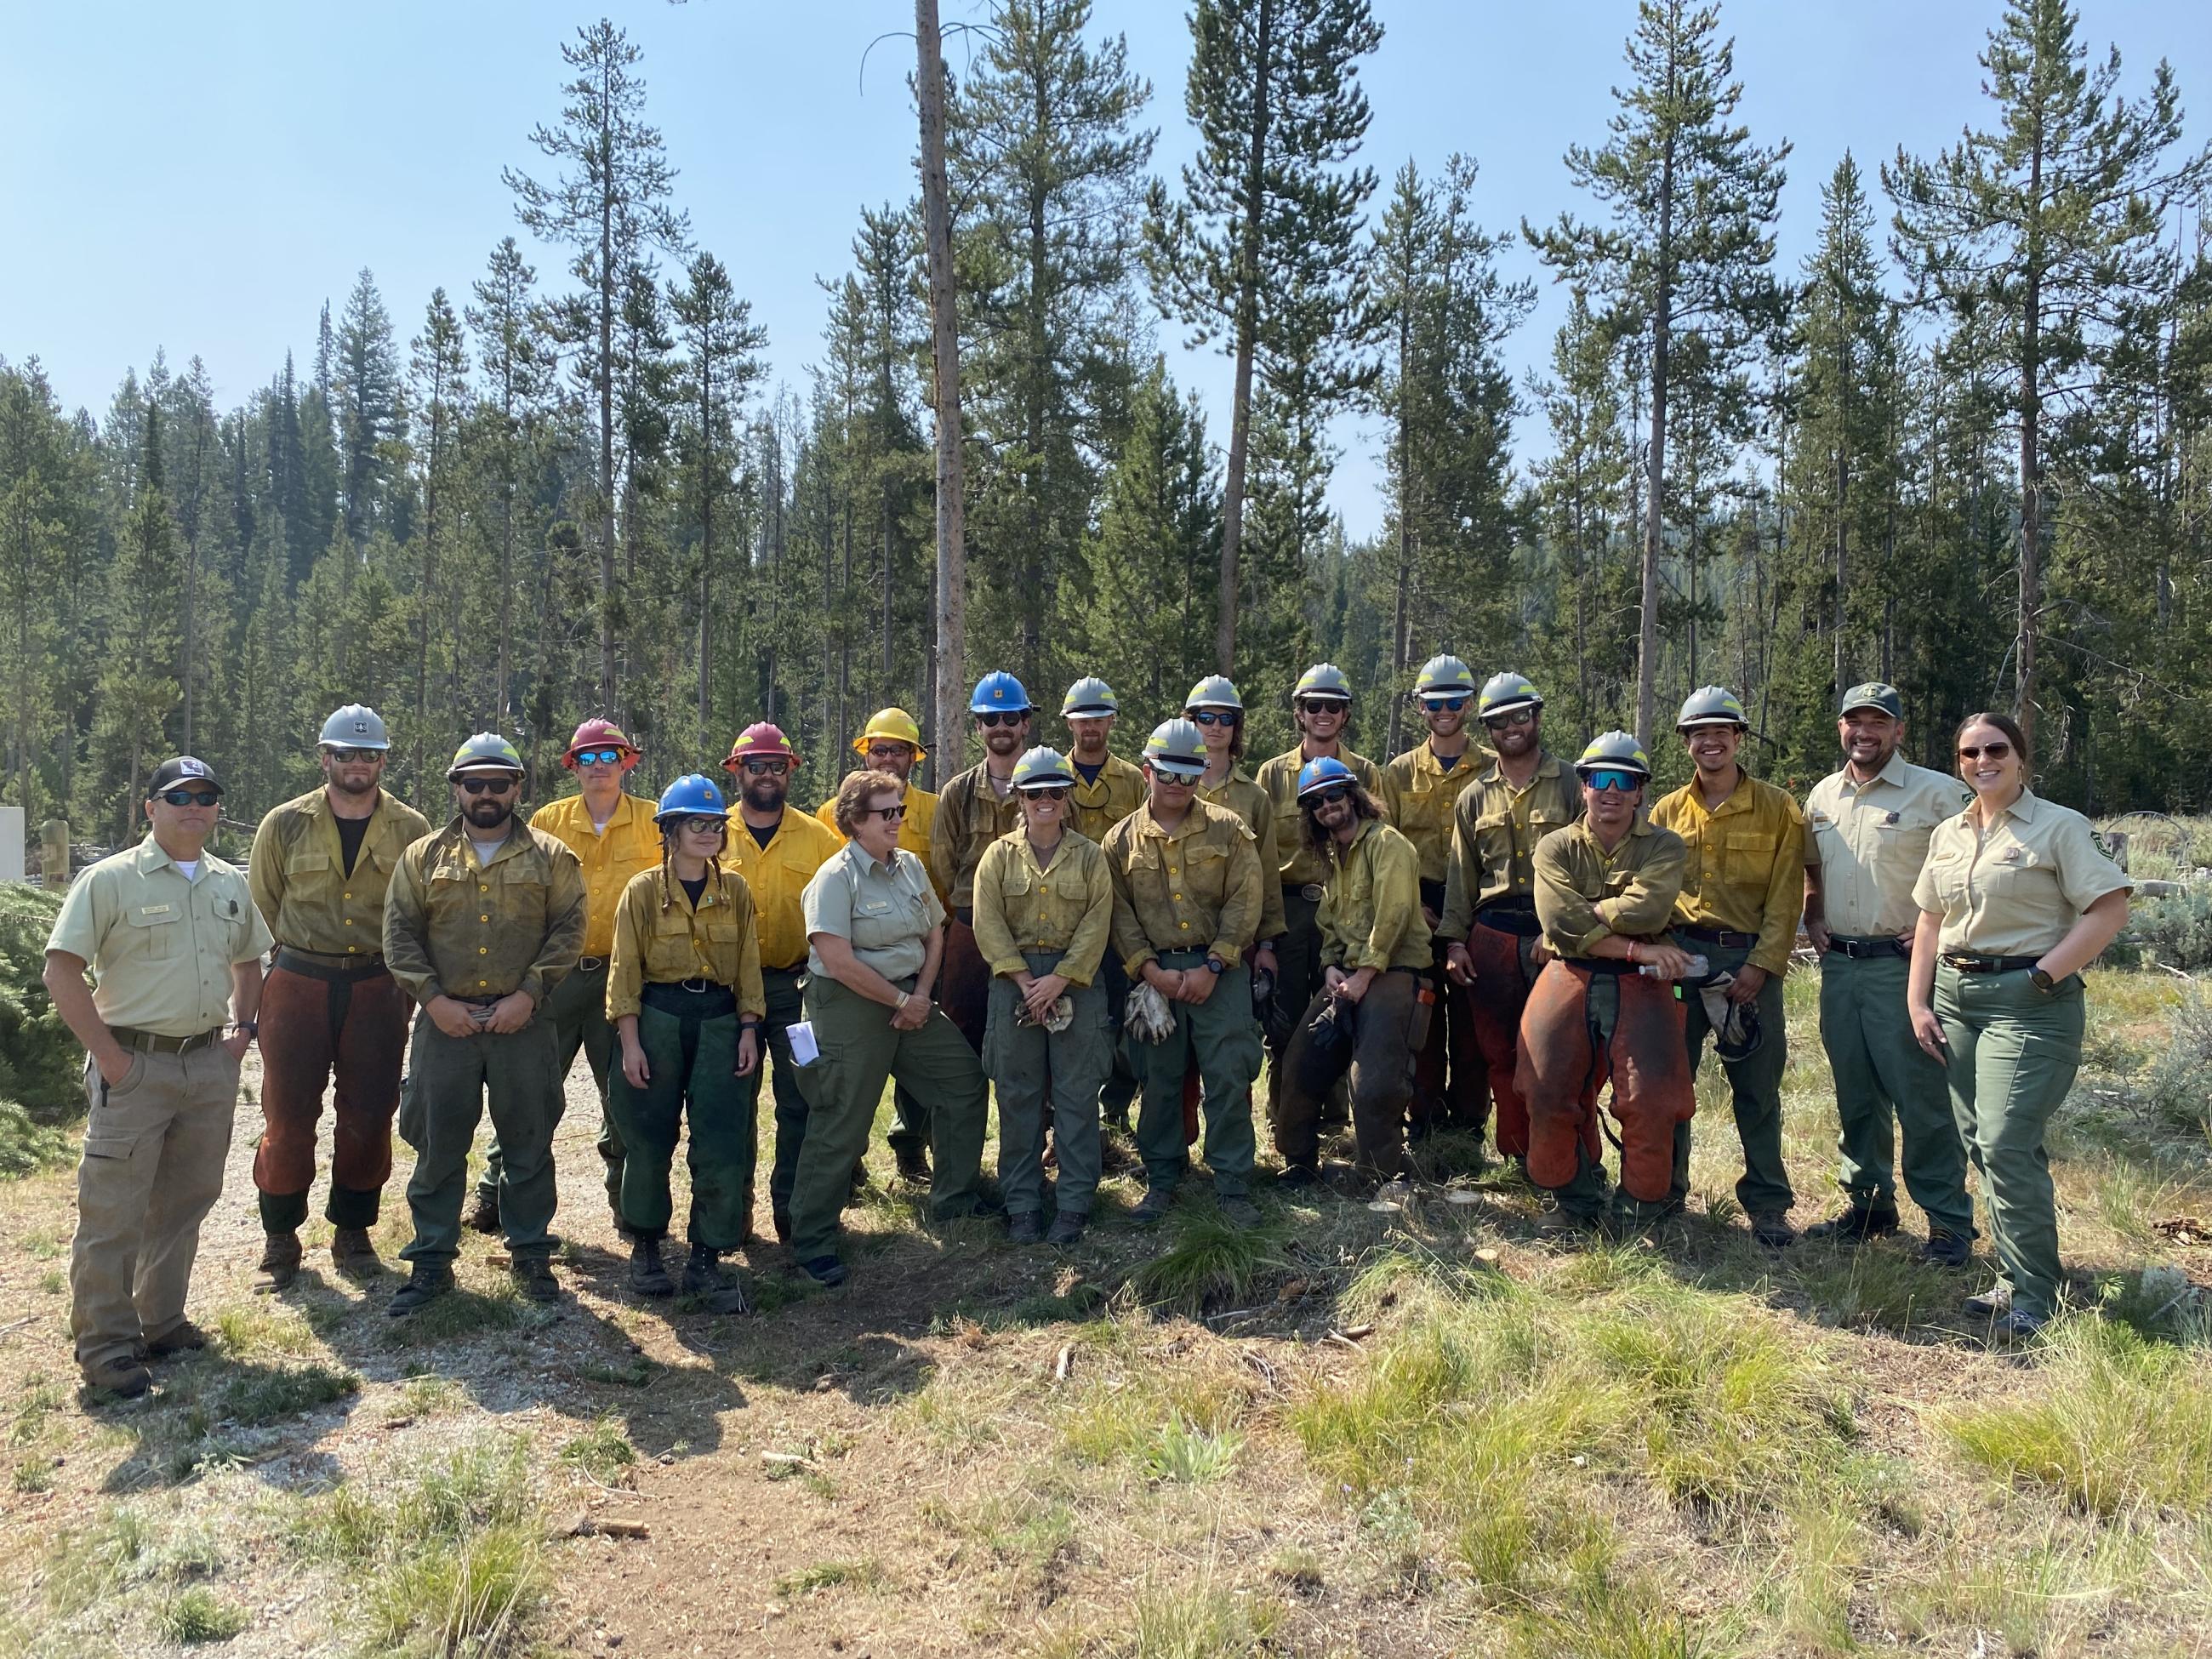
[71,1045,241,1370]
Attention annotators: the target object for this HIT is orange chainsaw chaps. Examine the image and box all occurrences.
[1515,961,1603,1190]
[1607,972,1695,1203]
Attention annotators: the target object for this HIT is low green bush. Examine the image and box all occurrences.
[0,885,83,1176]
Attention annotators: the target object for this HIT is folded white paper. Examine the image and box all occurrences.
[786,1020,820,1066]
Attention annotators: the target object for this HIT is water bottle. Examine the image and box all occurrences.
[1638,952,1708,979]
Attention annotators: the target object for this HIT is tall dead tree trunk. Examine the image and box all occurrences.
[917,0,966,786]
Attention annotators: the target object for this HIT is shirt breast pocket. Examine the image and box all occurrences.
[124,905,180,960]
[1184,842,1227,894]
[1987,851,2049,892]
[1725,830,1776,855]
[285,847,332,878]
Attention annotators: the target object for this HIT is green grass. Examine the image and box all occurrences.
[773,1558,884,1597]
[157,1584,250,1644]
[43,1503,156,1614]
[1127,1206,1292,1310]
[218,1361,361,1426]
[1941,1316,2212,1516]
[13,1455,53,1492]
[1140,1414,1241,1485]
[559,1414,637,1483]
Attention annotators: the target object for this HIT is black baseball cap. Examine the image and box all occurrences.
[147,756,224,796]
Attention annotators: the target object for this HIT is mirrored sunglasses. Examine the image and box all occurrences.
[1422,695,1470,712]
[1020,785,1071,801]
[676,815,727,835]
[1484,709,1536,729]
[1186,709,1237,727]
[1582,769,1639,794]
[573,747,627,767]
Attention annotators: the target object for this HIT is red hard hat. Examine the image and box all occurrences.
[562,718,642,771]
[723,721,801,769]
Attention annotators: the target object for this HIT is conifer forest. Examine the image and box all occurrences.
[4,0,2210,840]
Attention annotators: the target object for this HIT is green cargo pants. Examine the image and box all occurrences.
[400,1012,559,1269]
[986,950,1110,1218]
[761,966,813,1237]
[1680,941,1795,1217]
[787,973,989,1263]
[1820,944,1973,1237]
[1134,949,1263,1199]
[482,961,622,1213]
[1932,964,2085,1320]
[604,991,758,1250]
[1097,948,1140,1126]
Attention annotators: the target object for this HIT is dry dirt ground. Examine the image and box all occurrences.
[4,971,2212,1657]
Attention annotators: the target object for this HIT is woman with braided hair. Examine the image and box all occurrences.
[605,774,764,1314]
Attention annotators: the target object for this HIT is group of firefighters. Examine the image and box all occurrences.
[47,656,2131,1395]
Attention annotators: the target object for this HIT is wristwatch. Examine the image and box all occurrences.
[2029,966,2058,993]
[231,1021,259,1038]
[1204,956,1227,974]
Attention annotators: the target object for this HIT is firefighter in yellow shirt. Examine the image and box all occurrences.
[1648,686,1810,1248]
[1061,676,1146,1131]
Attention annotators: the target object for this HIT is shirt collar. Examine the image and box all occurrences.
[133,835,197,876]
[1480,750,1562,786]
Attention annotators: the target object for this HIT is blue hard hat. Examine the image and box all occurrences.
[1296,756,1357,800]
[969,670,1032,715]
[654,773,729,824]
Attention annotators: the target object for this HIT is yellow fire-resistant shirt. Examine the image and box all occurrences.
[382,820,586,1007]
[932,762,1026,908]
[1804,755,1970,938]
[1378,741,1485,885]
[1253,746,1383,889]
[248,786,430,957]
[725,806,843,972]
[1316,819,1433,972]
[529,791,663,961]
[1911,789,2131,958]
[1532,817,1688,961]
[1436,752,1582,941]
[1067,753,1146,843]
[1197,768,1288,941]
[971,829,1115,986]
[1648,772,1809,977]
[1103,798,1264,976]
[48,837,273,1037]
[605,865,767,1021]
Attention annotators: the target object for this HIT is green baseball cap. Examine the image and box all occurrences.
[1840,681,1903,720]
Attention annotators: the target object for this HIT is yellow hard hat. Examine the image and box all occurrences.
[852,707,926,758]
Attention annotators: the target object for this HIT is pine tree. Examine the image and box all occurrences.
[334,269,402,543]
[505,19,692,709]
[1884,0,2209,750]
[406,289,470,790]
[1526,0,1787,742]
[466,237,553,727]
[1143,0,1384,672]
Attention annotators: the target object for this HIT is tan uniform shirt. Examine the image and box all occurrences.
[1378,741,1484,885]
[1317,819,1433,972]
[970,829,1115,986]
[248,788,430,957]
[818,783,940,873]
[1804,755,1969,938]
[1649,772,1809,977]
[605,866,767,1021]
[802,843,945,982]
[1254,746,1382,889]
[1532,818,1688,961]
[382,820,587,1007]
[725,807,843,972]
[1103,798,1264,976]
[1066,752,1146,843]
[529,791,663,961]
[1437,753,1582,941]
[932,762,1025,908]
[1197,768,1287,940]
[48,838,273,1036]
[1912,790,2131,957]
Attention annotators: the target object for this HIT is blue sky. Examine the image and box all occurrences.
[4,1,2204,538]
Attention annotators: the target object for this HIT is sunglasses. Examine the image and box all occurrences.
[1958,742,2012,761]
[864,744,915,761]
[1153,769,1199,785]
[860,804,907,823]
[1021,785,1071,802]
[1187,710,1237,727]
[459,775,518,795]
[739,758,790,776]
[1422,695,1471,712]
[1582,769,1639,794]
[158,788,221,807]
[573,747,627,767]
[1296,698,1349,715]
[1304,785,1353,807]
[975,710,1028,729]
[676,815,727,835]
[1484,709,1536,729]
[325,747,385,764]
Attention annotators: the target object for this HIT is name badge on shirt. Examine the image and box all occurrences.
[140,904,173,915]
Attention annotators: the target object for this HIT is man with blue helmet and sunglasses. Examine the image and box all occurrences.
[932,671,1035,1055]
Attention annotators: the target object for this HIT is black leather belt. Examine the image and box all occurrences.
[1680,925,1758,949]
[1827,935,1906,960]
[1941,952,2040,974]
[453,993,505,1006]
[111,1025,224,1055]
[641,981,738,1018]
[577,955,609,973]
[1475,903,1543,938]
[1286,881,1325,904]
[274,947,390,981]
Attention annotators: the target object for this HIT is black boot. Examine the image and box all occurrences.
[682,1245,750,1314]
[629,1235,674,1297]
